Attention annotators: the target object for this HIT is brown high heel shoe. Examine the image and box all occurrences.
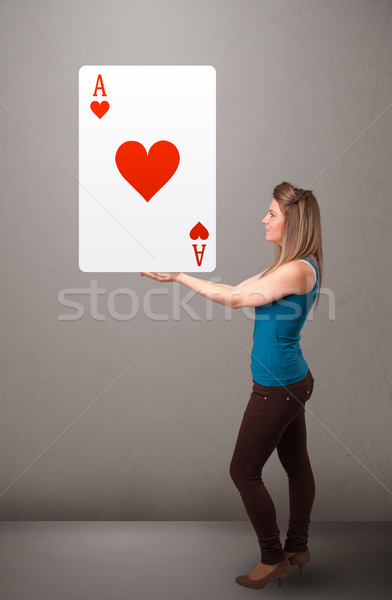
[235,557,291,589]
[284,549,311,575]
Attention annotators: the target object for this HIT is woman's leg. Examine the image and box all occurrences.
[229,380,310,565]
[276,407,315,553]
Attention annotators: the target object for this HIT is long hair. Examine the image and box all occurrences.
[262,181,323,310]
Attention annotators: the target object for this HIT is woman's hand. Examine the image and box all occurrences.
[139,272,182,283]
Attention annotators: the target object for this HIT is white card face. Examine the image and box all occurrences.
[79,65,216,272]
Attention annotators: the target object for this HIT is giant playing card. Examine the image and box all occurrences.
[78,65,216,272]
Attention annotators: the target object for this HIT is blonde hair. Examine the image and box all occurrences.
[262,181,323,310]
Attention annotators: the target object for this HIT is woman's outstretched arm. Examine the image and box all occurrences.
[139,271,238,307]
[177,273,236,307]
[139,269,268,308]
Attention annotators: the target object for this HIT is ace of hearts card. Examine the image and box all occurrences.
[78,65,216,272]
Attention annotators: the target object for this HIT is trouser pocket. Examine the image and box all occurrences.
[244,385,270,418]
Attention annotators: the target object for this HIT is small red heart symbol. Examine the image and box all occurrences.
[90,101,110,119]
[189,222,209,240]
[115,140,180,202]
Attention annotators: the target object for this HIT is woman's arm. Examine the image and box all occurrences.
[139,268,268,308]
[233,269,267,290]
[231,262,309,309]
[183,269,266,293]
[177,270,268,308]
[177,273,236,307]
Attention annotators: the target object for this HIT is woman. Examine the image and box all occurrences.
[139,181,323,590]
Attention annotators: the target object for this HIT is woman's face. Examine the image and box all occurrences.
[262,198,285,245]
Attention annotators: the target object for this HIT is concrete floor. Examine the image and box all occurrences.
[0,521,390,599]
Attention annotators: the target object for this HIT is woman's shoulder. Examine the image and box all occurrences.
[275,259,316,294]
[292,255,318,269]
[265,256,318,278]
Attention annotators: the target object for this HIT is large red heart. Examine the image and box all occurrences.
[90,101,110,119]
[115,140,180,202]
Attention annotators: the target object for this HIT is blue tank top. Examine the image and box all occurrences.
[250,257,319,386]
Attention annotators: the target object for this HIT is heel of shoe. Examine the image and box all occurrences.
[278,576,284,586]
[286,549,311,575]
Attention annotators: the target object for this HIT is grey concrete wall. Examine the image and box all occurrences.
[1,0,391,520]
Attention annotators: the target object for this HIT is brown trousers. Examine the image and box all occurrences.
[229,368,316,564]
